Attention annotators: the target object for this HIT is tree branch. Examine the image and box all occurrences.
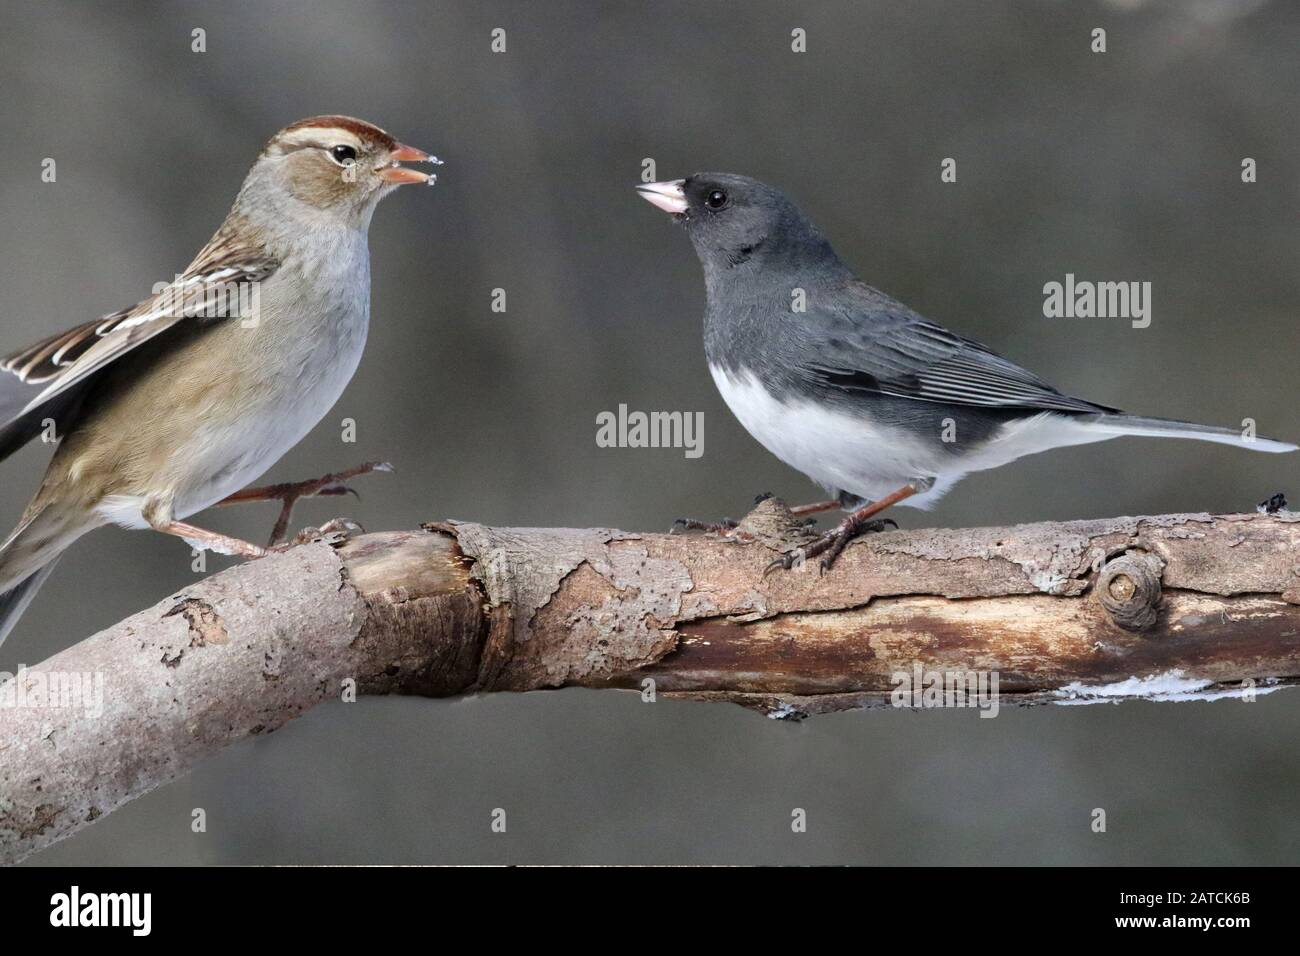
[3,502,1300,862]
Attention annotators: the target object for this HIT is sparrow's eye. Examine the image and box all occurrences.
[329,145,357,166]
[704,189,729,209]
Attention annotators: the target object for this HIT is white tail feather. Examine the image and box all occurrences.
[1087,415,1297,454]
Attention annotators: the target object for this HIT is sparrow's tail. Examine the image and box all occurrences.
[0,560,61,650]
[1086,414,1298,454]
[0,505,84,649]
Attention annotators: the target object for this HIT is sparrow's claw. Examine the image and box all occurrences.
[272,518,366,551]
[283,461,391,503]
[313,484,362,501]
[307,516,365,541]
[217,460,393,546]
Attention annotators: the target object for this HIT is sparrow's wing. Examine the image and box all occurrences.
[799,285,1118,415]
[0,244,278,460]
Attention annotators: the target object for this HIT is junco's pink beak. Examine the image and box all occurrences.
[636,179,688,214]
[379,143,442,185]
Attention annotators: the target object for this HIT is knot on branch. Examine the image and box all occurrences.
[735,495,809,543]
[1096,550,1164,631]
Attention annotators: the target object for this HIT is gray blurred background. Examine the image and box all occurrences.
[3,0,1298,864]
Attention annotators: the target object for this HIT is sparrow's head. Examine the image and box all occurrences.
[637,173,835,278]
[242,115,440,224]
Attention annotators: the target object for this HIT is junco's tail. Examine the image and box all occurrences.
[1086,413,1297,453]
[0,505,85,649]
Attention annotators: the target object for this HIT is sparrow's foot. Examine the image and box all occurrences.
[163,517,364,560]
[163,521,268,559]
[272,518,366,551]
[218,461,393,546]
[764,517,897,576]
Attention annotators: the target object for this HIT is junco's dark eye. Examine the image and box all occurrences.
[329,145,357,166]
[704,189,728,209]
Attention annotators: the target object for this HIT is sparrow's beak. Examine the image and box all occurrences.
[379,143,443,185]
[636,179,688,215]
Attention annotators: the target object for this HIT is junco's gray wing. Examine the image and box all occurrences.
[791,284,1291,456]
[799,283,1117,415]
[0,246,278,461]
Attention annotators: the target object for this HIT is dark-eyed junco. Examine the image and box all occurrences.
[0,116,440,647]
[638,173,1296,571]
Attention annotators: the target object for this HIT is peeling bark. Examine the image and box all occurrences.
[2,506,1299,863]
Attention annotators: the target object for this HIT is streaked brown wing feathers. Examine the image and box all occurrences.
[1,307,133,385]
[0,244,279,433]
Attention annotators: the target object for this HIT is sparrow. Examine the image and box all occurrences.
[637,173,1296,571]
[0,115,440,646]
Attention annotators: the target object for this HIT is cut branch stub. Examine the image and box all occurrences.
[1096,550,1164,631]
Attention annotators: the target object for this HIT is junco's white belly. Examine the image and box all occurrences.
[709,365,1116,510]
[710,365,946,507]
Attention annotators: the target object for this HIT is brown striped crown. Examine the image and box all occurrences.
[269,115,398,154]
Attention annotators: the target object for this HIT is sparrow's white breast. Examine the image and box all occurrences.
[96,233,373,528]
[175,255,371,517]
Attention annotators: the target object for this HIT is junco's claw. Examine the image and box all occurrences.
[763,553,797,576]
[765,517,898,577]
[1257,491,1288,514]
[818,532,855,575]
[672,516,738,534]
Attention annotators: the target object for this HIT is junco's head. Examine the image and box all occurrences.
[637,173,829,274]
[243,115,440,223]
